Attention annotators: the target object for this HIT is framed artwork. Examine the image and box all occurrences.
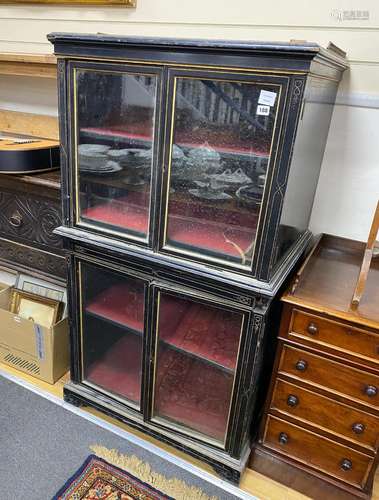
[10,290,63,329]
[16,274,67,317]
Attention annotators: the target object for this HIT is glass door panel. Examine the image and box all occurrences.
[153,291,244,444]
[74,67,160,242]
[80,261,146,408]
[163,74,281,268]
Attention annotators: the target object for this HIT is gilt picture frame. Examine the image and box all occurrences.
[10,289,63,329]
[16,273,67,317]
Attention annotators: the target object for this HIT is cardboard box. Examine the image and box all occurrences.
[0,286,69,383]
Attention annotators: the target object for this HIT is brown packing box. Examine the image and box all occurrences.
[0,286,69,383]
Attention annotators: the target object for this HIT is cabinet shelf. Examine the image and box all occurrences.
[86,306,233,374]
[85,309,142,338]
[80,127,270,159]
[85,284,145,334]
[160,341,233,374]
[168,216,256,261]
[159,296,241,371]
[82,196,149,236]
[86,286,239,373]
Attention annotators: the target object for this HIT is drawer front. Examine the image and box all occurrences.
[0,238,66,278]
[290,310,379,364]
[279,345,379,410]
[0,190,62,250]
[263,415,374,488]
[271,379,379,450]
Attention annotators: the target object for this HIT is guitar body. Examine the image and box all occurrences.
[0,137,60,174]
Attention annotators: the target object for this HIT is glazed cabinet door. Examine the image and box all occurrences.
[78,260,149,411]
[70,62,163,245]
[149,284,249,448]
[160,68,289,273]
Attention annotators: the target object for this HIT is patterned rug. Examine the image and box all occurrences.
[53,455,173,500]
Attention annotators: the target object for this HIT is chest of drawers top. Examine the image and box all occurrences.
[0,169,60,198]
[283,234,379,330]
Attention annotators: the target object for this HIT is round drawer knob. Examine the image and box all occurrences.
[340,458,353,471]
[278,432,289,445]
[9,211,23,228]
[365,385,378,397]
[307,322,318,335]
[295,359,308,372]
[287,394,299,407]
[352,422,365,434]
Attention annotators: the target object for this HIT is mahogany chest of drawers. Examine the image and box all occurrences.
[253,234,379,499]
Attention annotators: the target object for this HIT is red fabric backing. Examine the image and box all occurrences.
[155,347,232,441]
[86,283,144,333]
[167,217,254,258]
[85,289,239,440]
[82,193,149,234]
[87,336,232,441]
[82,194,257,258]
[159,294,241,370]
[80,126,270,157]
[86,335,142,405]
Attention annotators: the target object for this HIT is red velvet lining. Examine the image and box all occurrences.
[86,283,144,333]
[87,336,231,441]
[155,347,232,441]
[80,127,270,156]
[82,195,256,258]
[159,295,241,370]
[167,217,254,258]
[85,290,238,441]
[87,288,241,371]
[82,194,149,234]
[86,335,142,405]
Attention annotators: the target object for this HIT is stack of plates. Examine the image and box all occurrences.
[108,148,152,170]
[78,144,122,174]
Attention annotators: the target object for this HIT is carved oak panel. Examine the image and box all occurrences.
[0,238,66,278]
[0,190,62,250]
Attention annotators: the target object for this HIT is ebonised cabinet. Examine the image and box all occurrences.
[49,33,348,481]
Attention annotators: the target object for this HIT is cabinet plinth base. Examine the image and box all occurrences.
[63,382,249,485]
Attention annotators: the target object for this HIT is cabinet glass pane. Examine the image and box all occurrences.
[164,76,280,267]
[153,292,243,443]
[80,262,145,407]
[75,69,158,241]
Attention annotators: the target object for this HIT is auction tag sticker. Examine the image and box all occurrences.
[34,324,45,360]
[258,90,277,107]
[256,105,270,116]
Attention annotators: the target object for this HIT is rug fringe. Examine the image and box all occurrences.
[90,445,219,500]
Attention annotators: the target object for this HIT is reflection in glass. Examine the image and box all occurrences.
[76,70,157,240]
[165,77,279,267]
[153,292,243,442]
[81,263,145,407]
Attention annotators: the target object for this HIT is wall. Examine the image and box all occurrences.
[0,0,378,241]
